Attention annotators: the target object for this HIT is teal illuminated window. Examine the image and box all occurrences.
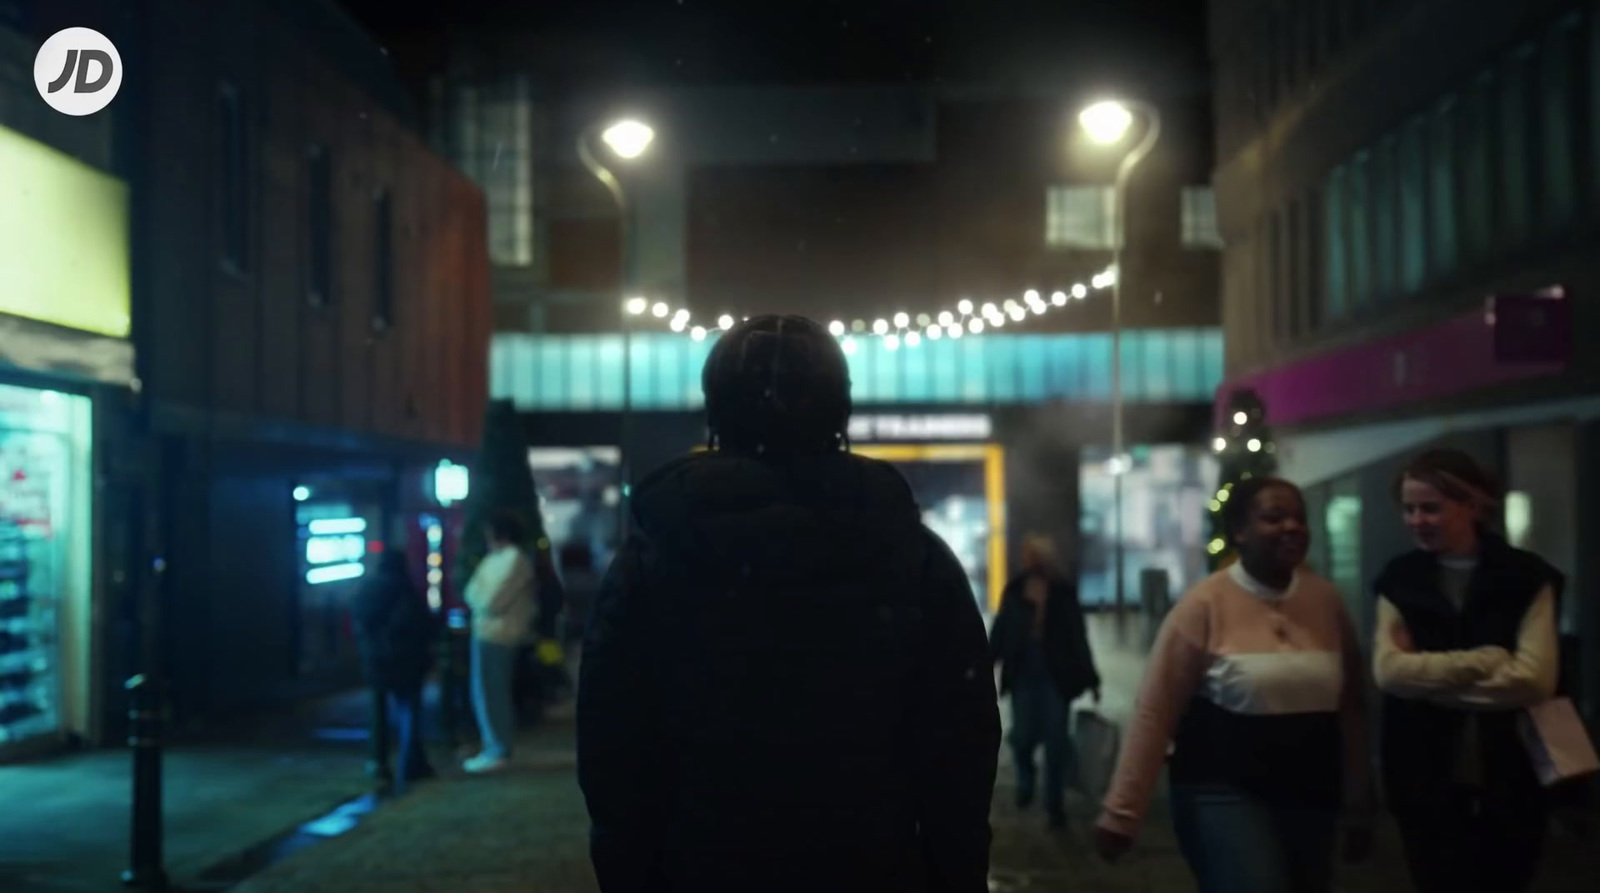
[492,329,1225,410]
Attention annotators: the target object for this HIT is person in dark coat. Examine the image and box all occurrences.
[577,315,1001,893]
[990,534,1100,827]
[1372,448,1563,893]
[351,551,437,791]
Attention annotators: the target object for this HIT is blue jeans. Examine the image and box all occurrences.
[470,638,518,760]
[1169,784,1338,893]
[1010,673,1074,817]
[388,680,432,788]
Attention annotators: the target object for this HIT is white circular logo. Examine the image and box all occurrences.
[34,27,122,117]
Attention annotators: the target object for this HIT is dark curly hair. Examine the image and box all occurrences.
[1222,476,1303,541]
[702,315,853,455]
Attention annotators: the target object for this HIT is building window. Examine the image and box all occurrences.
[1046,185,1117,249]
[1428,97,1459,279]
[1269,212,1284,344]
[454,77,535,267]
[1498,45,1536,249]
[373,190,394,331]
[1541,13,1582,230]
[218,83,248,273]
[1288,198,1305,337]
[1324,167,1348,322]
[1181,186,1224,249]
[1370,136,1398,305]
[1399,117,1427,294]
[1348,152,1371,311]
[306,146,333,307]
[1459,73,1496,261]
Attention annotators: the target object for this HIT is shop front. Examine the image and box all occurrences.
[0,382,95,757]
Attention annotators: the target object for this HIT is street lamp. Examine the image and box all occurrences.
[1079,98,1161,641]
[578,117,655,539]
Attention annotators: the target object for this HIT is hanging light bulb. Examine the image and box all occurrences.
[873,319,890,335]
[673,308,691,321]
[718,314,735,329]
[968,318,985,334]
[885,334,901,351]
[1051,291,1068,306]
[1233,411,1248,425]
[852,320,867,333]
[927,325,944,341]
[947,324,964,339]
[1031,302,1047,315]
[669,316,688,332]
[957,299,974,315]
[1247,438,1262,452]
[1024,289,1041,303]
[828,320,845,337]
[1072,283,1089,299]
[990,315,1005,328]
[981,302,998,318]
[1008,307,1026,322]
[916,313,932,327]
[1004,300,1020,313]
[905,331,922,348]
[651,302,670,318]
[893,312,910,329]
[624,297,649,315]
[938,311,955,327]
[690,326,708,341]
[842,336,858,355]
[1213,436,1227,452]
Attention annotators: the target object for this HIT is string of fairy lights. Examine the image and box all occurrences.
[622,265,1119,353]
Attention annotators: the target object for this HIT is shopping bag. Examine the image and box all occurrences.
[1517,697,1600,788]
[1073,707,1122,803]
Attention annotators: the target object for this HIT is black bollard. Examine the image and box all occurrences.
[122,674,167,890]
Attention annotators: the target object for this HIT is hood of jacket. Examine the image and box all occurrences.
[630,450,925,585]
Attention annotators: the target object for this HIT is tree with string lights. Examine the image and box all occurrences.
[1206,388,1278,571]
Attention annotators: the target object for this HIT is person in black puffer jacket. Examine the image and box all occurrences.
[578,315,1000,893]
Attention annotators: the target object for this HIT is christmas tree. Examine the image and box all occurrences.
[1206,388,1278,570]
[456,399,551,586]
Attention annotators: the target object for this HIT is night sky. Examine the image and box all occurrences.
[340,0,1207,90]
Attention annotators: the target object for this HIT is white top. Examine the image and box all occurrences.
[463,544,536,646]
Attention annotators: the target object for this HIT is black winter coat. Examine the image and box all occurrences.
[351,569,436,691]
[577,451,1001,893]
[989,573,1099,702]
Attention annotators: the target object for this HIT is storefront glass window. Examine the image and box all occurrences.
[0,382,92,749]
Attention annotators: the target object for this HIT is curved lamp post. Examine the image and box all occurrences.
[1078,99,1161,641]
[577,118,655,539]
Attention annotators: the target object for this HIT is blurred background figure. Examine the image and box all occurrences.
[351,552,438,794]
[462,510,537,774]
[991,534,1099,829]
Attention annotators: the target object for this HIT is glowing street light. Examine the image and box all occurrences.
[1079,100,1136,145]
[601,119,655,159]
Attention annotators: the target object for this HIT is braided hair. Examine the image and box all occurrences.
[702,315,853,455]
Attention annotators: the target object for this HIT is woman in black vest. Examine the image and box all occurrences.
[1373,448,1562,893]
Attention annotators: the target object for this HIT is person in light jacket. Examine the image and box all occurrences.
[1373,448,1562,893]
[461,509,537,774]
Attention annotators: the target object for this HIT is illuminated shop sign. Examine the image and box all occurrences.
[302,516,368,585]
[848,414,993,442]
[0,124,131,338]
[433,460,469,507]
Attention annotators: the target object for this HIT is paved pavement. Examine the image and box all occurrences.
[0,688,388,893]
[218,708,1600,893]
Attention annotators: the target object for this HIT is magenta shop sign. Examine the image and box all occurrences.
[1214,294,1572,429]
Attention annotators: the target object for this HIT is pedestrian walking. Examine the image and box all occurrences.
[990,533,1099,828]
[577,315,1000,893]
[351,552,438,793]
[1373,448,1562,893]
[1095,477,1373,892]
[461,509,536,774]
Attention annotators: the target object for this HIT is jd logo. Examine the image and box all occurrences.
[34,27,122,117]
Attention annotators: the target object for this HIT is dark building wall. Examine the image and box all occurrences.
[1211,0,1598,388]
[137,0,491,449]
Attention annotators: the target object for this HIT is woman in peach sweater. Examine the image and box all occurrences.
[1094,477,1373,892]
